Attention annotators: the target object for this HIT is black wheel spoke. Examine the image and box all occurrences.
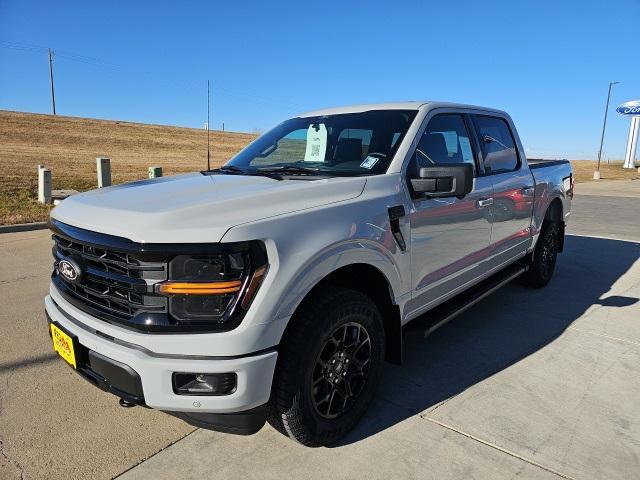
[539,229,557,279]
[351,356,370,371]
[352,336,370,355]
[327,389,337,415]
[311,321,372,419]
[312,375,325,387]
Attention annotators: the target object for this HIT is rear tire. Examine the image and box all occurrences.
[521,221,559,288]
[267,287,385,447]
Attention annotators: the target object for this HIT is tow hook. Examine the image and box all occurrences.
[119,398,136,408]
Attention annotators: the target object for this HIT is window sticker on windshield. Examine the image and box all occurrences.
[360,156,379,169]
[304,124,327,162]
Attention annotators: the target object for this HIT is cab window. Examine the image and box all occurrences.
[414,114,475,171]
[474,116,519,173]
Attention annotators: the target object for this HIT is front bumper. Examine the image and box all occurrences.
[45,293,278,434]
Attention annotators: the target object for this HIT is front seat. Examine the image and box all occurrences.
[333,138,363,164]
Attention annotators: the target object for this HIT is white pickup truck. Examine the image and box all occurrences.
[45,102,573,446]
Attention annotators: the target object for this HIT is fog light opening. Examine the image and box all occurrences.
[173,372,237,396]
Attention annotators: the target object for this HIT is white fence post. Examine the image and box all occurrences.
[97,157,111,187]
[38,166,52,204]
[148,166,163,178]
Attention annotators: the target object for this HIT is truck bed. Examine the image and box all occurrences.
[528,158,571,169]
[528,158,573,234]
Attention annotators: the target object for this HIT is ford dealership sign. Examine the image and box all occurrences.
[616,100,640,116]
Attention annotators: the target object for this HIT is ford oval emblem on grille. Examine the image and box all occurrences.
[58,258,82,283]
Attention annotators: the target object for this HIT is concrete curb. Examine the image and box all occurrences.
[0,222,48,234]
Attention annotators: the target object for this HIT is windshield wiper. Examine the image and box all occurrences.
[204,164,323,180]
[204,164,284,179]
[204,165,248,175]
[256,165,321,176]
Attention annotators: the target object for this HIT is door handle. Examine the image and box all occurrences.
[477,198,494,208]
[522,187,535,196]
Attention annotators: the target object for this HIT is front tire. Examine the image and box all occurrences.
[522,221,559,288]
[267,287,385,447]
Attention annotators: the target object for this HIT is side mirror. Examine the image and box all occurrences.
[410,164,473,198]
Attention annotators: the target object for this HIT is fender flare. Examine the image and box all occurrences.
[273,238,404,320]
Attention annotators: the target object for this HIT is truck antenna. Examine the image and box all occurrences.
[207,80,211,171]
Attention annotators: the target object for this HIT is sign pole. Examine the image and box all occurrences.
[594,81,619,180]
[623,116,639,169]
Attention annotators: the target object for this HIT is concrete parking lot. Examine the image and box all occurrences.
[1,182,639,480]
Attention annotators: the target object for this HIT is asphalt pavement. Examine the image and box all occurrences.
[1,182,639,480]
[0,231,194,480]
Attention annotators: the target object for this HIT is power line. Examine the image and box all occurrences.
[1,39,305,129]
[0,40,48,52]
[1,41,301,110]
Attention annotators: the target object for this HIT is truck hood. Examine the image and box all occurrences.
[51,173,367,243]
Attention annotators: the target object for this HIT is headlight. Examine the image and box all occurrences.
[156,242,268,327]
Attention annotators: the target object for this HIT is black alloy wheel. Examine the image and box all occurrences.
[311,322,372,419]
[267,287,385,447]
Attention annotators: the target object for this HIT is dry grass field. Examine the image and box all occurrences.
[0,110,256,224]
[0,110,638,224]
[571,159,638,183]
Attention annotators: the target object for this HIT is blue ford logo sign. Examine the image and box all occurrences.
[616,100,640,116]
[58,258,82,283]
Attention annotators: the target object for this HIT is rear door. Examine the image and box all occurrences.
[405,112,494,317]
[472,115,534,269]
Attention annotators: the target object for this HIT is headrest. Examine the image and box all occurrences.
[334,138,363,162]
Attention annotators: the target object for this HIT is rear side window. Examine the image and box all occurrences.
[474,116,519,174]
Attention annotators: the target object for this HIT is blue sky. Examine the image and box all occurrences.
[1,0,638,159]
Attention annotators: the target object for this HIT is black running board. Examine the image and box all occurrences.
[406,262,528,338]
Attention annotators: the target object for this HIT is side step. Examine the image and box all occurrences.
[406,262,528,338]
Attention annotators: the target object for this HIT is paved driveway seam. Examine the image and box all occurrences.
[567,327,640,348]
[419,415,575,480]
[113,429,198,479]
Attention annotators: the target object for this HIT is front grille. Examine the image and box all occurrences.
[52,233,168,322]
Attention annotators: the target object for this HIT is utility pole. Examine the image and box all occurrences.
[48,48,57,115]
[207,80,211,171]
[594,81,619,179]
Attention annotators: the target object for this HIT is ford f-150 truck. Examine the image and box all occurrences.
[45,102,573,446]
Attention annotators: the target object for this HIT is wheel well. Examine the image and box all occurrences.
[545,198,563,223]
[544,197,565,252]
[290,264,403,365]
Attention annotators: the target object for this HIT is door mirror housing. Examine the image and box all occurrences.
[410,164,473,198]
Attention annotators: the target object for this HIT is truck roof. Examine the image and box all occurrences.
[298,101,508,117]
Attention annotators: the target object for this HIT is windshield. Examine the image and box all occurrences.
[225,110,418,177]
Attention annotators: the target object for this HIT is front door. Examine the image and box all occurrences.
[406,113,493,318]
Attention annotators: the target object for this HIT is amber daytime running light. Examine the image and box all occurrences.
[158,280,242,295]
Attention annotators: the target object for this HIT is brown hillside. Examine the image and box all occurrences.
[0,110,256,224]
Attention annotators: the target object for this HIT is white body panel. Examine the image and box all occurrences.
[52,173,366,243]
